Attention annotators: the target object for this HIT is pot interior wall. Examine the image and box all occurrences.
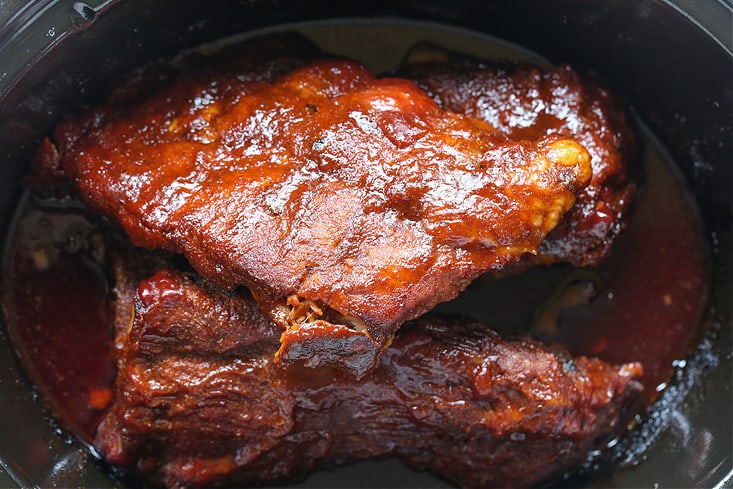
[0,0,730,487]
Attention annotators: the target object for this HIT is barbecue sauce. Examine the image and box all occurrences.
[1,120,707,448]
[0,20,710,479]
[3,200,114,440]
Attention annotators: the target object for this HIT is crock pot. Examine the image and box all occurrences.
[0,1,730,487]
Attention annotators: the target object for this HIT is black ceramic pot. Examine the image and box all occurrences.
[0,1,730,487]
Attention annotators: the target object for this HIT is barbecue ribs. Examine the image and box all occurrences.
[45,39,592,375]
[95,268,643,489]
[400,45,638,267]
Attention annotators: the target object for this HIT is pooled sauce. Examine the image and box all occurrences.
[438,139,709,402]
[3,199,113,440]
[544,142,708,395]
[0,19,710,483]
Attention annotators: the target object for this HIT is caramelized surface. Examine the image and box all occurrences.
[46,36,591,375]
[5,27,706,489]
[401,47,637,266]
[96,269,642,489]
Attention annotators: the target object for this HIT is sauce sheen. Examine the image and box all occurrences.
[0,20,710,478]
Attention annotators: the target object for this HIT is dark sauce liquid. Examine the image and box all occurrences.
[438,140,709,401]
[0,19,710,481]
[2,199,114,441]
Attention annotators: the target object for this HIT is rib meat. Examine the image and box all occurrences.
[45,37,592,375]
[95,268,643,489]
[400,46,638,266]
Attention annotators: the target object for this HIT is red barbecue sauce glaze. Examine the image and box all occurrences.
[2,136,708,446]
